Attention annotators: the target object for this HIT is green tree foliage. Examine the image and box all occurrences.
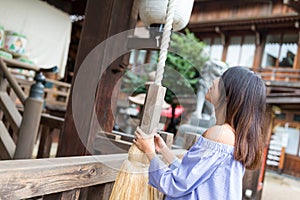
[122,29,209,106]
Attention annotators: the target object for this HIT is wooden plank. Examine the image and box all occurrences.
[37,125,53,158]
[40,113,64,129]
[266,96,300,104]
[61,189,80,200]
[0,59,27,103]
[1,57,40,71]
[87,182,114,200]
[265,80,300,89]
[98,131,122,141]
[0,154,126,199]
[0,121,16,159]
[283,153,300,177]
[112,130,135,142]
[267,93,300,97]
[93,135,131,155]
[127,37,158,50]
[0,91,22,132]
[0,150,187,199]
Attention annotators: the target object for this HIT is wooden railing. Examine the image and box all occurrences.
[0,149,187,200]
[10,71,71,109]
[0,58,44,159]
[252,67,300,82]
[0,154,126,199]
[37,114,64,158]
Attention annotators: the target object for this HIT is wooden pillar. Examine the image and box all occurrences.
[221,35,229,62]
[14,97,44,159]
[293,30,300,69]
[144,50,153,63]
[14,72,45,159]
[253,33,266,69]
[57,0,138,157]
[54,0,138,199]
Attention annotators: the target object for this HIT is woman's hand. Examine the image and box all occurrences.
[133,127,156,154]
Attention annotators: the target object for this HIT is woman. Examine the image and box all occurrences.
[133,66,266,199]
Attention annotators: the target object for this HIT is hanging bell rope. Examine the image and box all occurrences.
[154,0,176,85]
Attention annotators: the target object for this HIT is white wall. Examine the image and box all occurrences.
[0,0,71,78]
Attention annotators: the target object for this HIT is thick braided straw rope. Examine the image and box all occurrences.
[154,0,176,85]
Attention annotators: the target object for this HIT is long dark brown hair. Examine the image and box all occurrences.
[220,66,266,169]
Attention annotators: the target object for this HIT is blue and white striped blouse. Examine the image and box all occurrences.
[148,135,245,200]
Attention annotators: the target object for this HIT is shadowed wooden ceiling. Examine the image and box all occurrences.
[41,0,87,15]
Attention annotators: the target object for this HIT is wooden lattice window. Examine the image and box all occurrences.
[262,33,298,68]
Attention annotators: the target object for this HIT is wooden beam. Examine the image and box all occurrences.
[0,149,186,199]
[266,96,300,104]
[40,113,64,129]
[188,14,300,32]
[1,57,39,72]
[0,121,16,159]
[265,80,300,89]
[0,154,126,199]
[93,135,131,155]
[0,92,22,132]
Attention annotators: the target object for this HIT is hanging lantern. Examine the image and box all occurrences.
[139,0,194,32]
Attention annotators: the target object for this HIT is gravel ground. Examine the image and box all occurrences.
[262,170,300,200]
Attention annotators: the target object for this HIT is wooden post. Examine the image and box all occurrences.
[221,35,229,62]
[293,30,300,69]
[55,0,138,199]
[57,0,138,157]
[37,125,53,158]
[253,33,266,69]
[14,72,45,159]
[14,97,43,159]
[61,189,81,200]
[278,147,286,173]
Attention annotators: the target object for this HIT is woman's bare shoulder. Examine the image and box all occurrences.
[203,125,235,146]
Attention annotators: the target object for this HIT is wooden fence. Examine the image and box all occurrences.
[0,154,126,199]
[0,58,67,160]
[0,149,187,200]
[252,67,300,82]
